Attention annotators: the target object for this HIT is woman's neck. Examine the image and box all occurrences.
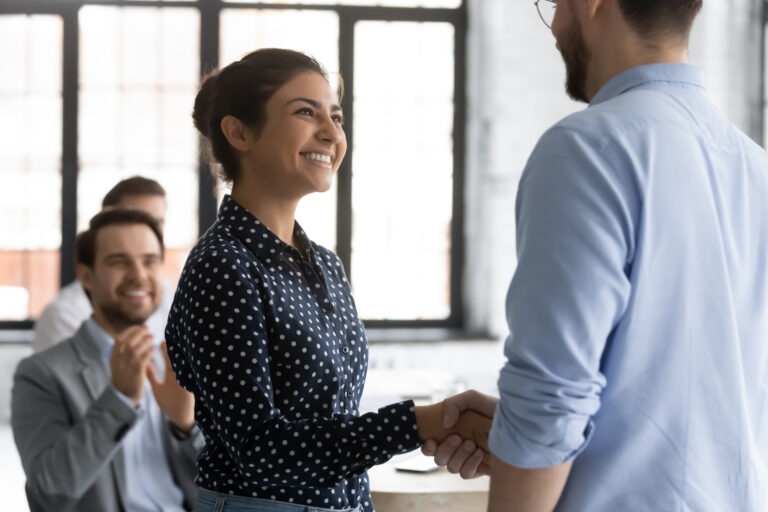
[231,184,299,247]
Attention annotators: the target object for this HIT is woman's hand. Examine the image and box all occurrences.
[414,402,491,452]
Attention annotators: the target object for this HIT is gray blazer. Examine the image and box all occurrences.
[11,323,203,512]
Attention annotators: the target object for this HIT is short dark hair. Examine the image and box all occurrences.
[101,176,166,209]
[76,209,164,268]
[192,48,342,184]
[617,0,703,39]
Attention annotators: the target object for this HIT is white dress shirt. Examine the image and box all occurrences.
[85,318,187,512]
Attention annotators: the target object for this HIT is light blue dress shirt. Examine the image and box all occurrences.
[488,63,768,510]
[85,319,186,512]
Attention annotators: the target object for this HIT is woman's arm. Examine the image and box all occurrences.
[167,254,480,488]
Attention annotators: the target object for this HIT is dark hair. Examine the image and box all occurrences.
[102,176,166,208]
[76,209,164,268]
[617,0,703,39]
[192,48,341,183]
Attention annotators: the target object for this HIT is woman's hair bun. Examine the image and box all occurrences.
[192,71,220,138]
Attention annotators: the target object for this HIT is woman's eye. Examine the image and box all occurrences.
[296,107,313,116]
[333,114,345,125]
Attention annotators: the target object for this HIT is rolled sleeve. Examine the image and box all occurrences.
[489,385,596,468]
[489,126,636,469]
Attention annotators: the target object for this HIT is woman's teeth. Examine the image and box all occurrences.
[303,152,332,164]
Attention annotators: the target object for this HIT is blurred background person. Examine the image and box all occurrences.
[33,176,174,353]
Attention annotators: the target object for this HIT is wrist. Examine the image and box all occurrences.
[172,419,195,435]
[111,381,141,407]
[170,420,196,439]
[414,403,448,442]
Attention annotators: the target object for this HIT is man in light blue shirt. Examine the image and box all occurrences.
[424,0,768,510]
[12,209,202,511]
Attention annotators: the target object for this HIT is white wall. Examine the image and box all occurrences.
[690,0,764,140]
[463,0,766,338]
[463,0,581,338]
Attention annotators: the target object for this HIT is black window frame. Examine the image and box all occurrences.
[0,0,467,334]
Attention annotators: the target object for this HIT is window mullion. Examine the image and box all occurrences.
[61,5,79,287]
[198,0,221,236]
[336,9,355,277]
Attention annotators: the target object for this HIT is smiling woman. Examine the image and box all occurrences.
[164,48,490,512]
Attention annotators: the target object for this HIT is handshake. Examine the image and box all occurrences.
[414,390,499,479]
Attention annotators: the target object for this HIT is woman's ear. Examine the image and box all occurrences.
[585,0,606,19]
[220,115,253,152]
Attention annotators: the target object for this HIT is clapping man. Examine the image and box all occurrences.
[12,209,202,511]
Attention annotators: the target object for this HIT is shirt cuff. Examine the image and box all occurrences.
[111,385,142,413]
[488,409,595,469]
[169,421,199,440]
[377,400,422,454]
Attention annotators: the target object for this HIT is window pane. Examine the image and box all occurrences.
[220,9,340,251]
[223,0,462,7]
[79,6,200,282]
[0,15,62,320]
[352,21,454,320]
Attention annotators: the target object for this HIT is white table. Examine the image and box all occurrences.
[369,456,489,512]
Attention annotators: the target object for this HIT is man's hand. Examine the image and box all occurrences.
[110,325,154,406]
[414,402,492,452]
[421,390,499,478]
[147,341,195,434]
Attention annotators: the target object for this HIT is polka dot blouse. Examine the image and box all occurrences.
[165,195,421,511]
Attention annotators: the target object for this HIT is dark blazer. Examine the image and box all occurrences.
[11,323,203,512]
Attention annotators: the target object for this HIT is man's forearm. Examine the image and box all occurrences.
[488,454,573,512]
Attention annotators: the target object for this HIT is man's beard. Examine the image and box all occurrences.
[100,300,154,332]
[561,16,591,103]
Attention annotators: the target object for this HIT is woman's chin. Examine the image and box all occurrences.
[311,179,334,194]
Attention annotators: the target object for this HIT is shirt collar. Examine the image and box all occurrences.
[84,317,115,363]
[590,63,705,106]
[218,194,314,264]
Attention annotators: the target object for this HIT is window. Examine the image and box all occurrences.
[0,0,466,331]
[0,15,63,322]
[352,20,455,320]
[78,5,200,282]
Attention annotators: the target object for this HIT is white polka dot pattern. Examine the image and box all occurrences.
[165,195,421,511]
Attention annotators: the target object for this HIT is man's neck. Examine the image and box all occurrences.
[586,36,689,101]
[90,311,121,340]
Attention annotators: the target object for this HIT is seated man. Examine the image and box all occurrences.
[12,209,202,512]
[33,176,174,353]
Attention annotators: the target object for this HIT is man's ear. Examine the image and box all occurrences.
[220,115,253,152]
[77,263,94,295]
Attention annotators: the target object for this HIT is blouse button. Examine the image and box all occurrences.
[341,346,350,354]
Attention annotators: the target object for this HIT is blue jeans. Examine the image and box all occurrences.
[193,488,364,512]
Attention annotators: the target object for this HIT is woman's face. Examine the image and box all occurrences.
[245,71,347,198]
